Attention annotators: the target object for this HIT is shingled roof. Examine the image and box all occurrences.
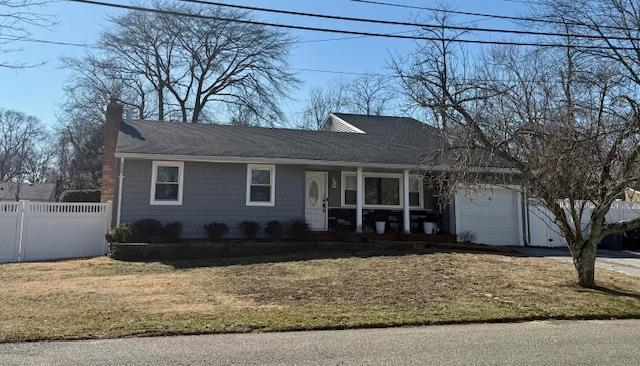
[116,113,446,167]
[0,183,56,202]
[331,113,430,136]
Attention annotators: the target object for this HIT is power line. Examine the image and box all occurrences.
[349,0,636,33]
[4,35,589,84]
[291,67,380,76]
[1,30,421,50]
[293,11,491,45]
[65,0,636,51]
[293,29,419,45]
[291,66,571,84]
[0,36,99,48]
[180,0,638,42]
[4,31,420,50]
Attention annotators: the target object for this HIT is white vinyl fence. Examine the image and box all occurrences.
[528,200,640,247]
[0,201,111,263]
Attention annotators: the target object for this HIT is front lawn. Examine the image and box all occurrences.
[1,248,640,343]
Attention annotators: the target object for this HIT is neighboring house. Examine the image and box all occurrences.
[100,99,517,240]
[625,187,640,202]
[0,182,56,202]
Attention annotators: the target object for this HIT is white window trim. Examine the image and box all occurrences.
[408,175,424,209]
[341,171,423,209]
[246,164,276,207]
[150,161,184,206]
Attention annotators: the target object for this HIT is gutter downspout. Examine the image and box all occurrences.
[116,157,124,226]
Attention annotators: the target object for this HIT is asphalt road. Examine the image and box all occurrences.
[1,320,639,365]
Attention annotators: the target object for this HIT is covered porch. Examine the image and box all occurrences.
[304,166,454,235]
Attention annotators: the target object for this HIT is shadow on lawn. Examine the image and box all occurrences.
[591,286,640,301]
[155,244,520,269]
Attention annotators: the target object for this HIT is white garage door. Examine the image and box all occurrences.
[455,185,523,246]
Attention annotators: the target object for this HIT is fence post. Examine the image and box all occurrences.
[16,200,28,262]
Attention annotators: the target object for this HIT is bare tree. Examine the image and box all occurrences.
[56,54,155,192]
[97,6,174,121]
[347,74,396,116]
[392,9,469,132]
[0,109,50,185]
[63,2,298,124]
[298,78,351,130]
[52,117,104,192]
[0,0,55,68]
[298,75,398,130]
[163,5,298,123]
[61,55,155,123]
[21,144,55,184]
[394,5,640,288]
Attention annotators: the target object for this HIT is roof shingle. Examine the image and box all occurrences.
[116,114,444,166]
[0,183,56,202]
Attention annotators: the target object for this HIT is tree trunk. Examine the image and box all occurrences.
[572,241,597,288]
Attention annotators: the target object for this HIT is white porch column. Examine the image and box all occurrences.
[403,169,411,233]
[356,167,363,233]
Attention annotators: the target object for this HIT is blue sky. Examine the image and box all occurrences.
[0,0,529,127]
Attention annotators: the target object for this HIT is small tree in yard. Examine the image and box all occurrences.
[393,2,640,288]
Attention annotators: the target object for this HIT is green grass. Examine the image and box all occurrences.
[1,249,640,343]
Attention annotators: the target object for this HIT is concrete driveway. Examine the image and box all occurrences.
[515,247,640,277]
[1,320,639,365]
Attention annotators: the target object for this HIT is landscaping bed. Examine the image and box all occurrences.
[1,248,640,343]
[108,234,463,261]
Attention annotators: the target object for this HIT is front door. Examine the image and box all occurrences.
[305,172,328,230]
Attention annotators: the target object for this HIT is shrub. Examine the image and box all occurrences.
[105,224,133,243]
[160,222,182,242]
[286,219,310,241]
[60,189,101,203]
[239,221,260,240]
[204,222,229,242]
[132,219,163,242]
[265,220,284,241]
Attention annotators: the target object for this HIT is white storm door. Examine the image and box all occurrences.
[305,172,328,230]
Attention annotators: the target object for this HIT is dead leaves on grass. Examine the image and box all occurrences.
[1,252,640,342]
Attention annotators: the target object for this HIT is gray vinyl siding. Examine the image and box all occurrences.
[323,116,361,133]
[328,170,342,207]
[119,160,305,238]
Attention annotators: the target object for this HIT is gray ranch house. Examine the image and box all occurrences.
[100,99,521,242]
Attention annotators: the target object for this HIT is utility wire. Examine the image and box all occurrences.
[291,66,571,84]
[180,0,638,42]
[0,36,99,48]
[65,0,636,51]
[5,35,582,84]
[294,11,493,45]
[349,0,635,32]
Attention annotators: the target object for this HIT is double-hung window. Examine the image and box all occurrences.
[150,161,184,205]
[246,164,276,206]
[341,173,357,206]
[409,176,423,208]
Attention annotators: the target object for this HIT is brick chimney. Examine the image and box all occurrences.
[100,98,123,203]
